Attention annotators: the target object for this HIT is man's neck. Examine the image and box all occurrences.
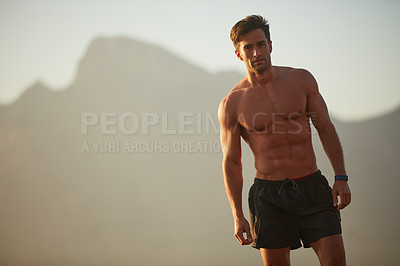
[247,65,276,86]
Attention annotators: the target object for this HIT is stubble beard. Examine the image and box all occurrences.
[251,59,269,74]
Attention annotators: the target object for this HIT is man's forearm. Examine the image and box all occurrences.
[222,159,245,219]
[318,124,346,175]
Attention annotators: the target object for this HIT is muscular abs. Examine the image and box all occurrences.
[235,76,318,180]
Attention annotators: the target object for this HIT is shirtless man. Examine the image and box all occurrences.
[218,15,351,266]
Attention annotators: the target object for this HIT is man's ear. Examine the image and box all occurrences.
[268,41,273,54]
[235,50,244,61]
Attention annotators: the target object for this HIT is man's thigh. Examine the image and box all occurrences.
[260,247,290,266]
[310,234,346,266]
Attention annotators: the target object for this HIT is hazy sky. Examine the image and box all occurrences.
[1,0,399,121]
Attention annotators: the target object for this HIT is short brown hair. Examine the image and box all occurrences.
[230,15,271,50]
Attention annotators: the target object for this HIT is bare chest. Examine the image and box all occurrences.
[237,84,307,132]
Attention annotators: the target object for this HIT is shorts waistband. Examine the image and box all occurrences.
[254,170,322,185]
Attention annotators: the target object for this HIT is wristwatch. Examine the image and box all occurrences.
[334,175,348,181]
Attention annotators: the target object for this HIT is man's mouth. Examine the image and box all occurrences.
[253,59,265,64]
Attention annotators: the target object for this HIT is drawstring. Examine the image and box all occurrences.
[278,178,299,194]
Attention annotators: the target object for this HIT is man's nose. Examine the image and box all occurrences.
[253,48,262,57]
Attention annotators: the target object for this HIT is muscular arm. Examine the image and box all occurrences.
[306,77,345,176]
[218,95,253,245]
[303,70,351,210]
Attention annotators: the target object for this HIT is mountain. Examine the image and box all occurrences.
[0,36,399,266]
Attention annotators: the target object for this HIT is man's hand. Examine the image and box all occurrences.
[234,217,253,245]
[332,180,351,210]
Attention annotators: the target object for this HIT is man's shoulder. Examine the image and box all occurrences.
[220,77,248,106]
[218,78,248,121]
[219,89,240,115]
[275,66,318,93]
[275,66,314,81]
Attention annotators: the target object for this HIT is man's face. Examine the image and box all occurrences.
[235,29,272,74]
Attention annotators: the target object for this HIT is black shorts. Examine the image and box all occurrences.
[248,170,342,250]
